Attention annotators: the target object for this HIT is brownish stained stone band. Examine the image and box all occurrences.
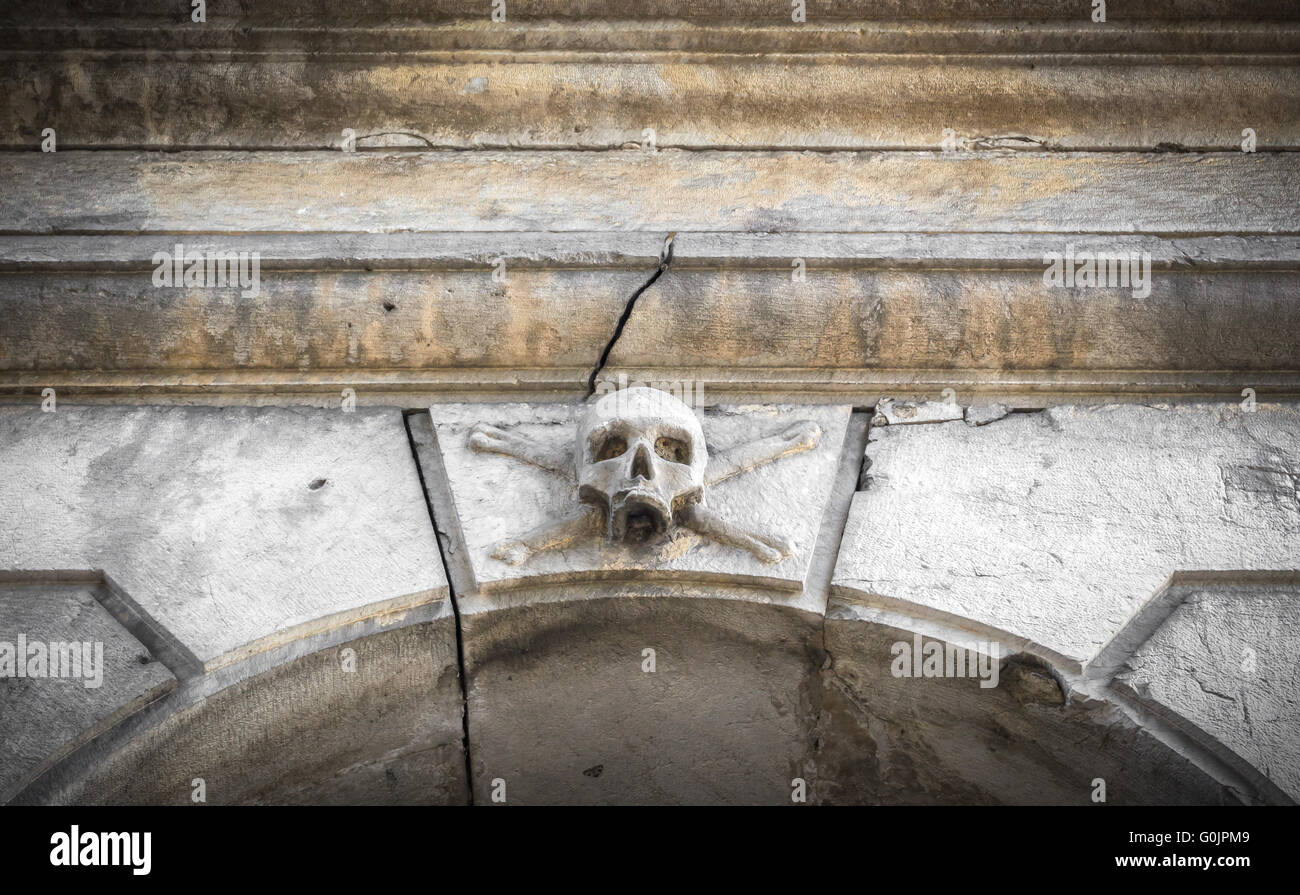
[2,150,1296,235]
[3,58,1298,151]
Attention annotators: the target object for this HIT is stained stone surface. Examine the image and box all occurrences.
[0,581,176,801]
[2,2,1298,807]
[1115,577,1300,802]
[431,402,852,598]
[8,247,1299,404]
[7,56,1296,151]
[816,605,1234,805]
[0,406,448,671]
[834,402,1300,672]
[5,151,1293,235]
[19,620,468,806]
[459,593,823,806]
[7,0,1300,23]
[2,396,1294,804]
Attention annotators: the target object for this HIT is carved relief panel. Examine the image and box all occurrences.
[430,391,852,595]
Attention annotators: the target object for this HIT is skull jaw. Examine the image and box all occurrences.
[610,490,670,543]
[580,484,702,545]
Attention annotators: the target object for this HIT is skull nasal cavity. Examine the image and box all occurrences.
[631,442,655,480]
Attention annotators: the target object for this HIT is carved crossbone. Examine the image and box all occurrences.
[468,387,821,566]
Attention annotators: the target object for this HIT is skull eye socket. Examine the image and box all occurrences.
[593,434,628,461]
[654,436,691,465]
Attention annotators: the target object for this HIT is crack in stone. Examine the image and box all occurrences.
[357,131,436,148]
[965,133,1050,151]
[401,410,475,805]
[585,232,675,399]
[1190,669,1237,703]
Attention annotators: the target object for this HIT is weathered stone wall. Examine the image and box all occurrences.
[3,399,1295,804]
[1,2,1297,804]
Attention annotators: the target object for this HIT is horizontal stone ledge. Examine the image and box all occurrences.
[6,52,1300,151]
[10,18,1300,55]
[0,233,669,270]
[2,267,1296,380]
[5,233,1300,270]
[596,370,1300,404]
[670,233,1300,268]
[3,150,1296,235]
[0,369,593,403]
[8,22,1300,55]
[5,0,1298,26]
[605,268,1300,372]
[3,59,1297,151]
[3,371,1300,407]
[0,269,639,374]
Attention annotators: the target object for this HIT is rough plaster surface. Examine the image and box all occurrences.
[0,406,448,670]
[1115,577,1300,802]
[834,402,1300,671]
[431,402,851,598]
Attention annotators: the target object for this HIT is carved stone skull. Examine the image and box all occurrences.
[577,387,707,543]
